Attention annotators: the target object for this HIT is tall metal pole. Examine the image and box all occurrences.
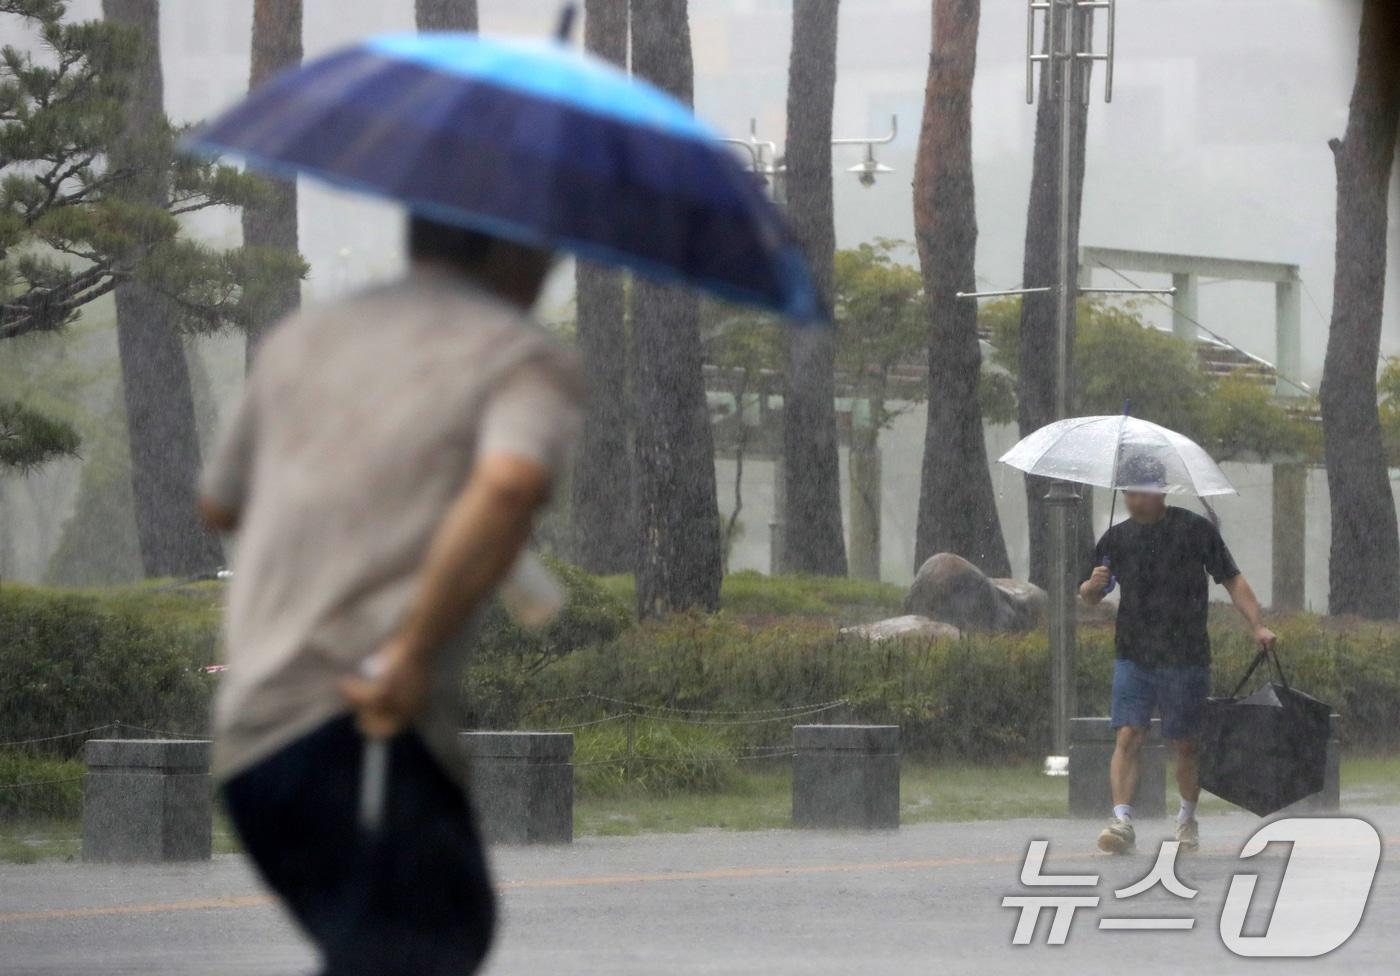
[1014,0,1116,772]
[1043,0,1085,771]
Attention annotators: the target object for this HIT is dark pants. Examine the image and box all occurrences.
[221,712,496,976]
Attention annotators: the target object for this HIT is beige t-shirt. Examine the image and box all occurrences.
[199,264,582,788]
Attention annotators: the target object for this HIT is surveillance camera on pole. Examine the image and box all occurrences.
[722,114,899,195]
[847,147,894,188]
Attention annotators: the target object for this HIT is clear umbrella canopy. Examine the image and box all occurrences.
[998,415,1237,497]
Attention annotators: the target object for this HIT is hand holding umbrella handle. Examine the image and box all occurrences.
[357,653,389,834]
[1100,557,1117,595]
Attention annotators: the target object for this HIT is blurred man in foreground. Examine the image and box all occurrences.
[197,215,581,975]
[1079,453,1276,856]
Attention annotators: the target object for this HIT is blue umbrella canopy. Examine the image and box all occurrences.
[184,31,825,323]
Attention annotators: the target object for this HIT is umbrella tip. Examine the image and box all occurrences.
[555,3,578,43]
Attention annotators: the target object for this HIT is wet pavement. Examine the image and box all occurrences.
[1,805,1396,974]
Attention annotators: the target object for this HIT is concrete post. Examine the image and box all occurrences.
[769,454,787,575]
[792,724,899,829]
[848,399,882,581]
[1068,717,1166,818]
[81,739,211,863]
[1171,272,1199,344]
[1272,462,1307,611]
[1274,276,1304,398]
[460,731,573,844]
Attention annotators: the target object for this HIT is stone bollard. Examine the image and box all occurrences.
[1068,717,1166,818]
[792,724,899,829]
[1281,712,1343,814]
[460,731,573,844]
[81,739,212,863]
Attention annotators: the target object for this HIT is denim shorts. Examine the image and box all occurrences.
[1110,658,1212,741]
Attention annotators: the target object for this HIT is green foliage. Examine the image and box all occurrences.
[983,296,1314,458]
[702,239,1011,432]
[1204,372,1319,462]
[592,571,905,620]
[574,721,740,798]
[1377,357,1400,464]
[10,571,1397,800]
[478,608,1400,763]
[0,582,215,748]
[832,239,927,428]
[0,749,83,822]
[472,555,633,669]
[0,0,305,472]
[0,398,78,470]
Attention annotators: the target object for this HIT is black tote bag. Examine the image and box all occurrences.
[1198,645,1332,816]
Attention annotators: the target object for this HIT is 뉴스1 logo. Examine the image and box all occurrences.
[1002,817,1380,957]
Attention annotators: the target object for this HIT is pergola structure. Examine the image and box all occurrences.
[705,246,1315,612]
[1078,246,1312,611]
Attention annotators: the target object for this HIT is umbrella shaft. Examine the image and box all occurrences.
[359,737,388,832]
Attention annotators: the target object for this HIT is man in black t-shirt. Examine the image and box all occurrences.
[1079,453,1276,855]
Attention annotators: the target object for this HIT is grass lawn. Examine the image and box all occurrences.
[4,755,1396,861]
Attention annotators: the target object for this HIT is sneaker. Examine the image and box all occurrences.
[1097,817,1136,854]
[1175,817,1200,853]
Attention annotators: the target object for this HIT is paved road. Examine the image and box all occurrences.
[2,805,1395,975]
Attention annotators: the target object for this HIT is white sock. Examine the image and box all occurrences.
[1113,803,1133,822]
[1178,799,1197,823]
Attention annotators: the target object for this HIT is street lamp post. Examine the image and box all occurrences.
[956,0,1135,775]
[721,114,899,573]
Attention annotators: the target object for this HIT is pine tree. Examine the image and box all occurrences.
[242,0,302,367]
[1320,0,1400,618]
[1,0,304,574]
[571,0,634,574]
[630,0,722,616]
[912,0,1010,576]
[781,0,847,576]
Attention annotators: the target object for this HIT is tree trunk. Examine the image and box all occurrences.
[243,0,302,368]
[629,0,722,617]
[781,0,847,577]
[571,0,634,574]
[103,0,223,577]
[415,0,477,31]
[912,0,1010,577]
[1016,1,1091,588]
[1320,0,1400,619]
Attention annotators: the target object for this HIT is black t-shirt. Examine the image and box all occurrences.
[1092,505,1241,669]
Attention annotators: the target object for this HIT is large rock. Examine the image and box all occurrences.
[903,553,1046,632]
[840,615,962,643]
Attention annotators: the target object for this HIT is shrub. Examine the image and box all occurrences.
[0,750,85,821]
[588,571,905,621]
[0,584,215,749]
[472,555,632,667]
[573,721,740,798]
[470,610,1400,762]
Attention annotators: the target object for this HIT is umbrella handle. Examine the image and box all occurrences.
[1100,556,1116,595]
[356,653,390,834]
[359,736,388,832]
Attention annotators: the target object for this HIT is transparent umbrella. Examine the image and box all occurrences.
[998,414,1237,497]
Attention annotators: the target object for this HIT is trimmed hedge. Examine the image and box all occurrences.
[0,751,84,820]
[0,560,630,752]
[0,584,216,748]
[5,572,1400,768]
[490,610,1400,762]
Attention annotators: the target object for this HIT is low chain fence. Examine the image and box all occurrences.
[0,696,859,819]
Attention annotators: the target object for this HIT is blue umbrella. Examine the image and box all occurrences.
[183,29,825,323]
